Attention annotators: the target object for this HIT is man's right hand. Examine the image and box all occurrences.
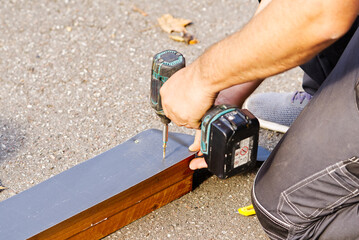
[160,62,217,129]
[188,80,263,170]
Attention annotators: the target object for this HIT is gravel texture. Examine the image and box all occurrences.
[0,0,303,239]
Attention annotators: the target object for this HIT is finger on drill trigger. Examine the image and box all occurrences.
[189,157,208,170]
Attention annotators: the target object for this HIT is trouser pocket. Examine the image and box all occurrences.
[277,156,359,231]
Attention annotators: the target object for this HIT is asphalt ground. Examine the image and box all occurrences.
[0,0,303,239]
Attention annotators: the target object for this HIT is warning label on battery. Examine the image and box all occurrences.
[234,137,253,168]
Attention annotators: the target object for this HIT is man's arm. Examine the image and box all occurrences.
[161,0,359,129]
[213,0,272,108]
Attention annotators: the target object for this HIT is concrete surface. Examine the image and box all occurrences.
[0,0,303,239]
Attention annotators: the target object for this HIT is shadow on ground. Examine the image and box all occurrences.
[0,118,26,192]
[0,119,26,162]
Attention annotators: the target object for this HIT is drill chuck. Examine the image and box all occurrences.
[160,116,171,125]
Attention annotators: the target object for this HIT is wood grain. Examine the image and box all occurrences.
[0,129,195,240]
[30,156,193,240]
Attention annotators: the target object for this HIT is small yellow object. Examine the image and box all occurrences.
[238,204,256,216]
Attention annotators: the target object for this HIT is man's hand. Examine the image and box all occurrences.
[187,80,263,170]
[188,129,208,170]
[160,62,216,129]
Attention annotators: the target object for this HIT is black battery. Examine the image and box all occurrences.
[200,105,259,179]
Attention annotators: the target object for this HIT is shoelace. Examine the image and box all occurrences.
[291,91,312,104]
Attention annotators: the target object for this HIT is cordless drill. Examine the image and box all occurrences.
[150,50,259,179]
[150,50,185,159]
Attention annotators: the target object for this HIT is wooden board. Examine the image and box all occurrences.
[0,129,195,240]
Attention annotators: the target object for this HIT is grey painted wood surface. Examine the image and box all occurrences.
[0,129,194,240]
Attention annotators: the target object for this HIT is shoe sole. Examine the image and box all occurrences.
[256,118,289,133]
[243,99,289,133]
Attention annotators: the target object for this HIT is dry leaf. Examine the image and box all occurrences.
[158,14,192,33]
[169,33,198,45]
[132,5,148,16]
[171,32,198,44]
[158,14,198,45]
[169,35,185,42]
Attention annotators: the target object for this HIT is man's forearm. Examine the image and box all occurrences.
[159,0,359,129]
[197,0,359,93]
[212,0,270,108]
[214,80,263,107]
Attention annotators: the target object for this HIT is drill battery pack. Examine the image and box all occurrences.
[201,105,259,179]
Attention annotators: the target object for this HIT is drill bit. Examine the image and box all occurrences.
[163,123,168,159]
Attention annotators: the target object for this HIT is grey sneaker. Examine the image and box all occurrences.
[243,91,312,133]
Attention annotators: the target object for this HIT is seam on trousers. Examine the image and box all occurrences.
[329,165,358,193]
[252,187,291,239]
[252,187,291,230]
[254,195,291,231]
[341,157,359,184]
[309,189,358,219]
[339,164,359,186]
[283,157,359,198]
[279,168,334,224]
[280,160,358,220]
[285,167,333,196]
[331,167,352,192]
[279,193,307,229]
[279,172,357,223]
[277,157,359,235]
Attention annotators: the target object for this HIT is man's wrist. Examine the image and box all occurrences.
[187,56,219,98]
[195,43,230,94]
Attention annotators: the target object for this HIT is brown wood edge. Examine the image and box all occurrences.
[29,154,194,240]
[70,175,193,239]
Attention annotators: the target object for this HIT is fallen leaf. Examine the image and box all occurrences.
[132,5,148,16]
[169,35,185,42]
[158,14,192,33]
[169,32,199,45]
[158,14,198,45]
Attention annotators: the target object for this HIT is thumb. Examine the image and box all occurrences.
[189,157,208,170]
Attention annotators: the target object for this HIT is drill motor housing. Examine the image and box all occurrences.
[201,105,259,179]
[150,50,185,124]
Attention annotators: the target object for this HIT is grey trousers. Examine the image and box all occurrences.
[252,21,359,239]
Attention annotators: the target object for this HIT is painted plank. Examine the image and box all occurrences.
[0,129,195,239]
[69,175,193,240]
